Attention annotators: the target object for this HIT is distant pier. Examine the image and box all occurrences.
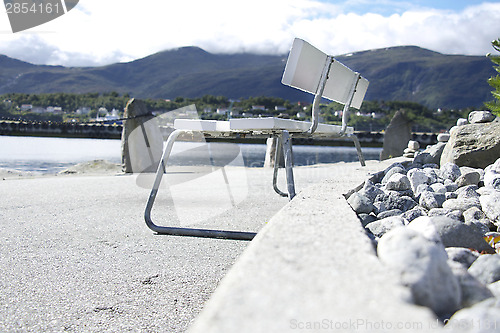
[0,119,124,139]
[0,119,438,146]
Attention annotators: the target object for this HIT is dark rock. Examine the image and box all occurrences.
[359,180,385,202]
[121,98,163,173]
[401,207,427,223]
[444,179,458,192]
[445,192,458,200]
[464,207,494,230]
[419,191,446,210]
[347,192,374,214]
[377,209,403,219]
[456,185,480,199]
[380,110,412,160]
[358,213,377,227]
[448,260,494,308]
[430,216,494,253]
[446,247,479,269]
[383,162,407,175]
[440,162,461,182]
[423,168,441,184]
[377,192,417,213]
[456,171,481,188]
[413,142,446,165]
[428,208,454,217]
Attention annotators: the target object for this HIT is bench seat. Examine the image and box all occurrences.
[174,117,354,137]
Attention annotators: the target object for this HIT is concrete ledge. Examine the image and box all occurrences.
[189,158,440,332]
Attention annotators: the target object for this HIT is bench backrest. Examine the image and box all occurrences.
[282,38,369,109]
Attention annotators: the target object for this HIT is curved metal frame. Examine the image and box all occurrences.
[144,129,257,240]
[144,129,297,240]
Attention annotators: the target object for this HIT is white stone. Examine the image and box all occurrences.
[407,168,431,193]
[468,110,495,124]
[468,254,500,285]
[365,216,405,237]
[480,192,500,227]
[385,173,412,191]
[408,140,420,150]
[437,133,450,142]
[407,216,442,244]
[378,228,461,317]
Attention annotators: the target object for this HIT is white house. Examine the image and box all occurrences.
[31,106,45,113]
[46,106,63,114]
[20,104,32,111]
[216,108,229,115]
[76,107,91,115]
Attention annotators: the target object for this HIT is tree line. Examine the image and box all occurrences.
[0,91,480,132]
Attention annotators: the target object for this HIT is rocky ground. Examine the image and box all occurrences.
[347,111,500,330]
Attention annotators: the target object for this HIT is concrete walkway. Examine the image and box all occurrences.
[0,163,343,332]
[189,157,441,332]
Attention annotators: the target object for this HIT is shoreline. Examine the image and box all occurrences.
[0,158,380,180]
[0,160,123,180]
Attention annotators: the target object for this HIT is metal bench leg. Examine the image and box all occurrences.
[350,134,366,167]
[272,135,288,197]
[282,130,296,200]
[144,129,256,241]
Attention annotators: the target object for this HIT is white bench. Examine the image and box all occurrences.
[145,38,369,240]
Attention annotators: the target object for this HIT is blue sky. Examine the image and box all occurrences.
[1,0,500,66]
[335,0,489,14]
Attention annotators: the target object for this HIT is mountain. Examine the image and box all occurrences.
[0,46,496,109]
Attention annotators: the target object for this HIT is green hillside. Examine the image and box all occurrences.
[0,45,495,109]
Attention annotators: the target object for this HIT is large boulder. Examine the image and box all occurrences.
[440,121,500,169]
[121,98,164,173]
[380,110,412,160]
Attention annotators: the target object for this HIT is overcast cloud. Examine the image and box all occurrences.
[1,0,499,66]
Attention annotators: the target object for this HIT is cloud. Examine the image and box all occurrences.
[287,2,500,56]
[0,0,499,66]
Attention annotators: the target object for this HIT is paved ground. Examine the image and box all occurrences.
[0,163,343,332]
[189,157,440,333]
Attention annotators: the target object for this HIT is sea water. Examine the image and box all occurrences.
[0,135,382,173]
